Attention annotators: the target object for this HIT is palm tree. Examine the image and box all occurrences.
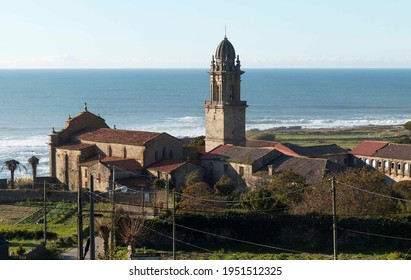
[1,159,27,188]
[28,156,40,189]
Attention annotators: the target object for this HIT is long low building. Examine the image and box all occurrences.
[350,140,411,182]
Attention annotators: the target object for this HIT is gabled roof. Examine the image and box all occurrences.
[201,144,233,160]
[80,156,142,171]
[148,160,189,173]
[246,139,279,148]
[76,128,161,146]
[350,141,389,156]
[202,145,281,164]
[271,156,347,184]
[373,143,411,160]
[56,142,96,151]
[276,143,347,157]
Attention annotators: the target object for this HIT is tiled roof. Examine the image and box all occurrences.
[206,145,281,164]
[246,139,279,148]
[57,142,96,151]
[271,156,346,184]
[76,128,161,146]
[201,144,233,160]
[373,143,411,160]
[273,143,300,156]
[80,156,142,171]
[148,160,188,173]
[116,177,149,188]
[277,143,347,157]
[350,141,389,156]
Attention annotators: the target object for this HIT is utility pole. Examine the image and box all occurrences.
[331,176,338,260]
[43,180,47,246]
[111,166,116,253]
[165,175,169,210]
[172,188,176,260]
[77,171,83,260]
[90,174,95,260]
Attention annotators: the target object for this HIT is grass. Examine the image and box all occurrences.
[0,205,40,224]
[247,125,407,148]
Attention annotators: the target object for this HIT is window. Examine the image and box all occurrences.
[169,150,173,159]
[391,162,395,169]
[397,163,401,170]
[378,161,382,168]
[123,147,127,158]
[84,170,88,178]
[224,164,228,174]
[155,151,158,161]
[239,166,244,177]
[108,145,112,157]
[162,147,166,159]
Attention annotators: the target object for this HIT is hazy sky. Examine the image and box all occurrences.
[1,0,410,68]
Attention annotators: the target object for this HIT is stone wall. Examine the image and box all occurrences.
[0,189,76,203]
[144,134,184,167]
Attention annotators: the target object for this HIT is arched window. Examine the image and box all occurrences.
[155,151,158,161]
[123,147,127,158]
[108,145,112,157]
[162,147,166,159]
[169,150,173,159]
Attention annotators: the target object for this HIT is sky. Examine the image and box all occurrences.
[0,0,410,68]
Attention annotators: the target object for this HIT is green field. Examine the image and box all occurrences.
[247,125,407,148]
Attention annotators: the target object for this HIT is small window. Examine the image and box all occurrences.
[155,151,158,161]
[162,147,166,159]
[123,147,127,158]
[169,150,173,159]
[378,161,382,168]
[239,166,244,177]
[224,164,228,174]
[108,145,112,157]
[397,163,401,170]
[84,170,88,178]
[391,162,395,169]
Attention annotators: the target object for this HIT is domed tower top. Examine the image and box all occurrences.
[211,36,241,72]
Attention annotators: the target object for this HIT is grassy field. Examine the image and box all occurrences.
[247,125,407,148]
[0,205,41,224]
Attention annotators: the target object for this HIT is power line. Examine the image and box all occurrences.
[175,223,309,254]
[336,180,411,203]
[338,227,411,241]
[144,226,214,253]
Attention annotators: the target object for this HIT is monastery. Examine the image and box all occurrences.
[49,36,409,193]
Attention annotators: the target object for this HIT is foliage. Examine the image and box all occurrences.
[241,187,287,212]
[152,178,165,188]
[178,182,227,213]
[214,175,235,196]
[15,244,26,256]
[185,171,200,187]
[296,168,399,216]
[391,180,411,212]
[117,216,152,259]
[96,219,111,257]
[404,121,411,131]
[187,136,205,147]
[28,156,40,189]
[1,159,27,188]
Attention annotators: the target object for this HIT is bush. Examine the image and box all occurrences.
[241,188,287,212]
[185,171,200,187]
[15,244,26,256]
[404,121,411,131]
[214,175,235,196]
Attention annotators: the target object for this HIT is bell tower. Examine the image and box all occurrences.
[204,36,247,152]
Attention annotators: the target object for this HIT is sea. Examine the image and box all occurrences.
[1,68,411,179]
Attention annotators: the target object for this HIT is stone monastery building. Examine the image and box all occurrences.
[50,36,407,193]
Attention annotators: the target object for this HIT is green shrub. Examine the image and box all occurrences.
[214,175,235,196]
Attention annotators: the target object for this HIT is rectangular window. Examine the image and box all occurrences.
[239,166,244,177]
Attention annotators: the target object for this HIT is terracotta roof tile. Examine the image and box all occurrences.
[80,156,142,171]
[201,144,233,160]
[246,139,279,148]
[76,128,161,146]
[148,160,188,173]
[278,143,347,157]
[350,141,389,156]
[57,142,96,151]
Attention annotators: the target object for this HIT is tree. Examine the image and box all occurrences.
[391,180,411,212]
[404,121,411,131]
[178,182,227,212]
[214,175,235,196]
[96,219,111,258]
[117,217,152,260]
[185,171,200,187]
[28,156,40,189]
[1,159,27,188]
[297,168,399,216]
[241,187,287,212]
[267,169,308,205]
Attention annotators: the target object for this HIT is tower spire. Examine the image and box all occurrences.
[224,25,227,38]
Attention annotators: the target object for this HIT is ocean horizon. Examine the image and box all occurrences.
[1,68,411,178]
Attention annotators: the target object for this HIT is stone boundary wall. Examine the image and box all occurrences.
[0,189,76,203]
